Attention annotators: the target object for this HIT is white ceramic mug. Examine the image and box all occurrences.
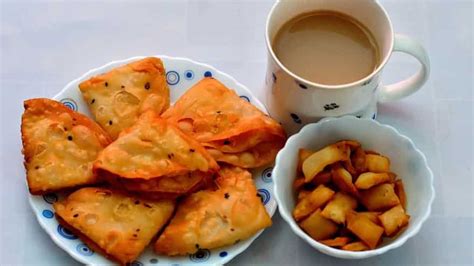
[264,0,430,134]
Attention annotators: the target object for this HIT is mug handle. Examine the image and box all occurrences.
[378,34,430,102]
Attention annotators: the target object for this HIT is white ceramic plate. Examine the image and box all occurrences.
[28,56,277,265]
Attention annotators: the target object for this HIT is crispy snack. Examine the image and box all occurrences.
[293,184,335,221]
[342,159,357,176]
[293,177,306,191]
[341,241,369,251]
[299,209,338,241]
[302,141,350,183]
[154,166,272,256]
[355,172,391,190]
[378,205,410,236]
[292,140,410,251]
[394,179,407,210]
[54,187,175,264]
[365,154,390,173]
[360,183,400,211]
[297,190,311,202]
[21,98,111,194]
[346,211,384,249]
[108,171,213,200]
[95,111,219,197]
[357,212,382,225]
[313,170,332,186]
[331,163,359,196]
[298,149,315,173]
[319,237,351,247]
[162,77,286,168]
[351,147,367,173]
[79,57,169,140]
[321,192,358,224]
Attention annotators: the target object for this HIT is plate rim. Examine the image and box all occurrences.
[28,55,276,265]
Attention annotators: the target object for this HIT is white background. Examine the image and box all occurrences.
[0,0,472,265]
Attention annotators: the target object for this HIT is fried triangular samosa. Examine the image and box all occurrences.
[94,111,219,197]
[54,187,175,264]
[21,98,111,194]
[79,57,169,140]
[154,166,272,255]
[162,77,286,168]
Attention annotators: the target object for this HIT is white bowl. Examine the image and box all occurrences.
[273,116,435,259]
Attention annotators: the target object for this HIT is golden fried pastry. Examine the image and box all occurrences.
[79,57,169,139]
[54,187,175,264]
[21,98,111,194]
[154,166,272,256]
[94,111,219,198]
[162,77,286,168]
[109,171,214,200]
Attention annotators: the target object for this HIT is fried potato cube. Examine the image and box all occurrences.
[302,142,350,183]
[394,179,407,210]
[293,184,335,221]
[297,190,311,202]
[360,183,400,211]
[365,150,380,155]
[346,211,384,249]
[365,154,390,173]
[298,149,315,173]
[342,159,357,175]
[355,172,391,190]
[339,140,361,150]
[293,177,306,191]
[312,170,332,185]
[387,172,397,181]
[299,209,338,241]
[341,241,369,251]
[321,192,357,224]
[357,212,382,225]
[352,147,367,173]
[378,205,410,236]
[331,163,359,196]
[319,237,351,247]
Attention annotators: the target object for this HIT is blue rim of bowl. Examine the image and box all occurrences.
[273,115,435,259]
[28,55,274,266]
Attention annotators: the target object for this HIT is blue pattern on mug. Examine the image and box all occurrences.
[290,113,301,124]
[184,70,194,80]
[324,103,340,111]
[239,95,250,102]
[204,71,213,77]
[372,113,377,119]
[261,167,273,183]
[166,71,180,85]
[189,249,211,262]
[296,81,308,89]
[57,224,78,240]
[60,98,78,111]
[362,78,372,86]
[43,193,58,204]
[76,244,94,256]
[42,209,54,219]
[257,189,270,205]
[272,72,277,83]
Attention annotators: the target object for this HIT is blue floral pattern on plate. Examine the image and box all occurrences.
[28,56,277,266]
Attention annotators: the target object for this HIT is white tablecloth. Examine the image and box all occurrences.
[1,0,472,265]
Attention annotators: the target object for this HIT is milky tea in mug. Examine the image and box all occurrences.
[272,11,380,85]
[265,0,430,135]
